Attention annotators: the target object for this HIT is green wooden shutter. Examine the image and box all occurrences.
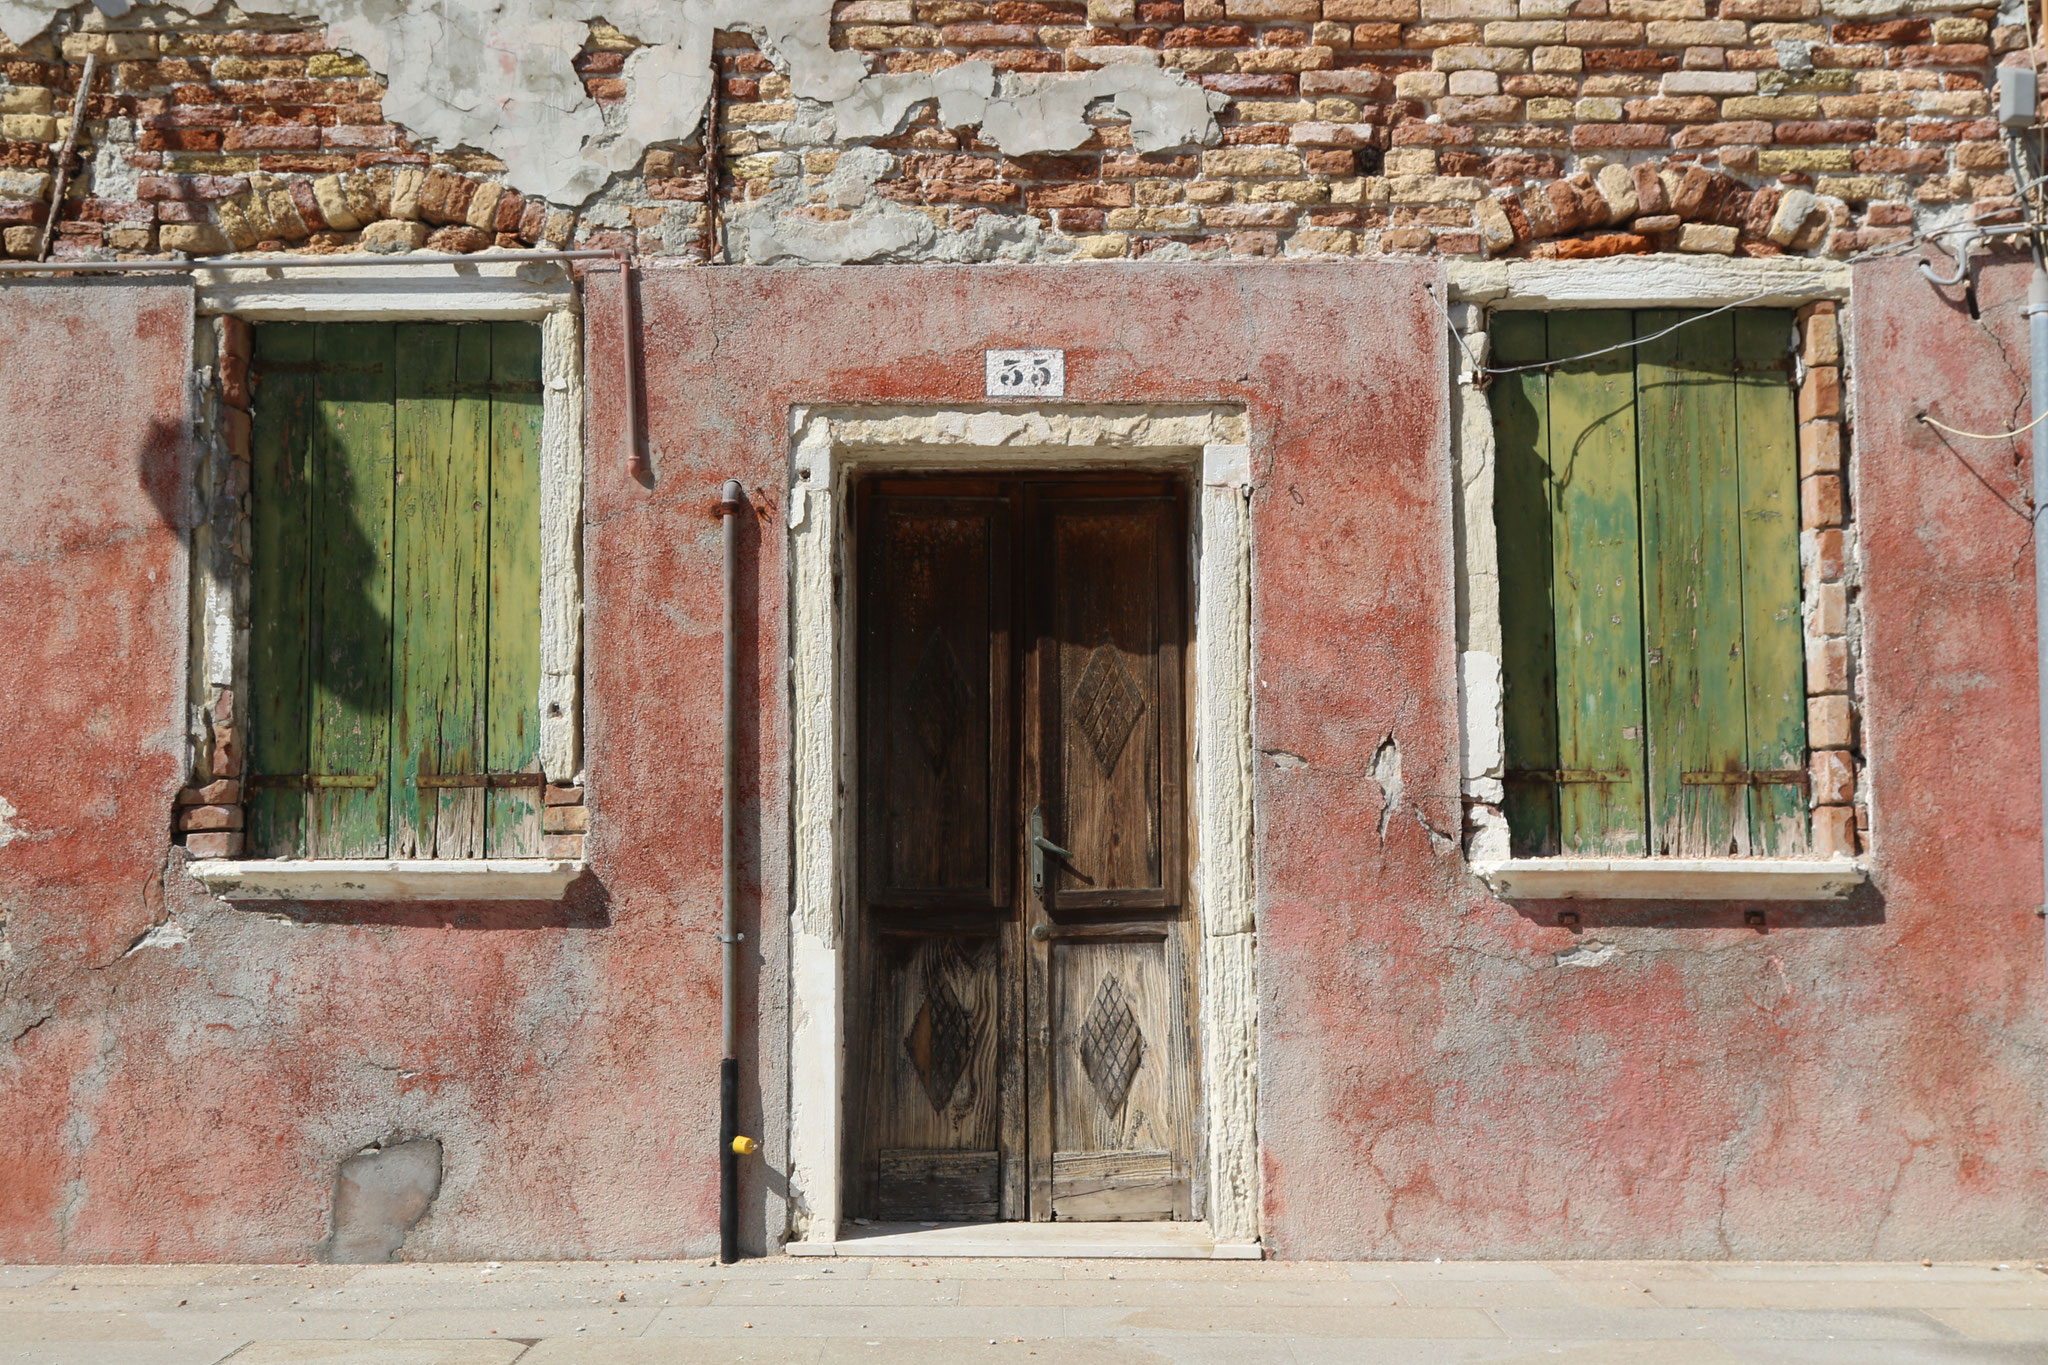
[1491,308,1807,859]
[1546,310,1648,855]
[1636,310,1750,856]
[391,324,491,858]
[248,324,318,859]
[485,322,546,857]
[1492,311,1561,857]
[308,323,398,858]
[1733,310,1809,856]
[248,322,546,860]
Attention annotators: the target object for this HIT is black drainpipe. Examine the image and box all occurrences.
[718,479,749,1264]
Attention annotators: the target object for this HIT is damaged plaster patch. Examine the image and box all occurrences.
[0,794,24,848]
[979,66,1224,156]
[1555,942,1621,969]
[1369,735,1403,843]
[4,0,1219,209]
[119,919,188,956]
[323,1137,444,1263]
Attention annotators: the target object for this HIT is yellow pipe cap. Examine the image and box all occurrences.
[731,1135,758,1156]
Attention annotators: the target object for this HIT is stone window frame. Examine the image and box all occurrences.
[781,405,1261,1257]
[1447,257,1868,903]
[175,262,588,902]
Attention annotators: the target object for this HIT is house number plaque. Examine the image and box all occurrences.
[985,348,1065,399]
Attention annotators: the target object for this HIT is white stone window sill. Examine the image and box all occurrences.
[1475,857,1867,901]
[189,859,583,902]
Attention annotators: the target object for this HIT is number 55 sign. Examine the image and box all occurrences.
[985,348,1065,399]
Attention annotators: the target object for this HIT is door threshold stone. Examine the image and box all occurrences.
[786,1221,1262,1259]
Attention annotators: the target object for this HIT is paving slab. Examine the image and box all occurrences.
[956,1276,1400,1307]
[1070,1304,1507,1338]
[0,1346,232,1365]
[640,1304,1070,1338]
[227,1345,529,1365]
[1288,1342,1746,1364]
[1722,1344,2048,1364]
[1489,1306,1956,1341]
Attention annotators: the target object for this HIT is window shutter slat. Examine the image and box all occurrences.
[1490,311,1562,857]
[1733,310,1810,856]
[1636,310,1751,856]
[308,322,398,858]
[390,323,493,858]
[1545,310,1649,855]
[248,323,318,858]
[485,322,546,858]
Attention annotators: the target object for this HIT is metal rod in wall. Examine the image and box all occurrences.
[618,259,647,481]
[36,53,96,263]
[718,477,748,1265]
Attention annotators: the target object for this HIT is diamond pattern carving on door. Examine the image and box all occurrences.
[1073,641,1144,777]
[904,972,974,1111]
[907,631,972,773]
[1077,973,1144,1113]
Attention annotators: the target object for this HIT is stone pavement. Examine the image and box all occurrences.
[5,1258,2048,1364]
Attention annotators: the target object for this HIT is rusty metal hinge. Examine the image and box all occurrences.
[246,773,378,789]
[413,772,548,789]
[1680,769,1809,788]
[1505,768,1632,784]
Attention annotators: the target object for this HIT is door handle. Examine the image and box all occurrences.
[1028,805,1076,899]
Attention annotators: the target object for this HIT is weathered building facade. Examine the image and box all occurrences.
[1,0,2045,1262]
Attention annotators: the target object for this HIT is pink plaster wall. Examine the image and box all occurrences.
[2,260,2043,1262]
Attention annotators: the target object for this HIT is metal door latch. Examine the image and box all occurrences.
[1028,805,1076,899]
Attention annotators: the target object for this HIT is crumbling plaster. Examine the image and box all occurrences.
[0,0,1223,209]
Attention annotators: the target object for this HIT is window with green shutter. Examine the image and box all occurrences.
[1491,308,1807,859]
[246,322,547,860]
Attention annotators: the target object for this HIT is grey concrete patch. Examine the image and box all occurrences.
[321,1138,444,1265]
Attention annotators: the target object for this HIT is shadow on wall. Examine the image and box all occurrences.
[1507,882,1887,933]
[136,414,194,532]
[254,868,613,930]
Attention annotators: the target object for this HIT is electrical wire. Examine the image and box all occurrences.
[1425,282,1789,377]
[1919,410,2048,440]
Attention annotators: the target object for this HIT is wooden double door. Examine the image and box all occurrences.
[854,475,1200,1223]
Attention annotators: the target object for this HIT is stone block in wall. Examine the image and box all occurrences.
[1799,419,1842,476]
[185,831,245,859]
[360,219,428,252]
[1812,803,1858,857]
[1809,694,1853,749]
[1801,474,1844,528]
[1811,749,1855,807]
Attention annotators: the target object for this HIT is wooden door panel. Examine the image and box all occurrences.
[1040,495,1183,913]
[1026,483,1196,1222]
[861,492,1011,907]
[861,931,1005,1221]
[1041,936,1195,1219]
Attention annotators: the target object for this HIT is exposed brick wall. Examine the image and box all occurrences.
[1796,299,1861,857]
[0,2,2037,262]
